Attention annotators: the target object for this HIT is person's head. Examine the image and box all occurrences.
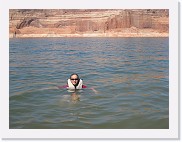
[70,73,80,86]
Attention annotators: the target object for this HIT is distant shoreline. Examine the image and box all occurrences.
[9,33,168,38]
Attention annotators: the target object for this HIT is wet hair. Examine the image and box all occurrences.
[70,73,80,80]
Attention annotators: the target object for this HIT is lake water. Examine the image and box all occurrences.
[9,37,169,129]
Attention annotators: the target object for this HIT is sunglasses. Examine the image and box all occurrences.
[70,78,79,80]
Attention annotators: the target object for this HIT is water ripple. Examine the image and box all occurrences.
[9,37,169,129]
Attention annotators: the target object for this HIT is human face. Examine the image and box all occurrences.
[70,74,79,86]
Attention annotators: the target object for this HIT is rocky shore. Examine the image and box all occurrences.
[9,31,168,38]
[9,9,169,38]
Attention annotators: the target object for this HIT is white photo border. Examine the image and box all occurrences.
[0,0,179,139]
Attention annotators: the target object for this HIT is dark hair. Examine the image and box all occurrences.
[70,73,80,87]
[70,73,80,79]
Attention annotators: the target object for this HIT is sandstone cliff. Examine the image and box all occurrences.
[9,9,169,38]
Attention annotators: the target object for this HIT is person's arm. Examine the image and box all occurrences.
[57,85,68,89]
[82,85,98,94]
[90,87,98,94]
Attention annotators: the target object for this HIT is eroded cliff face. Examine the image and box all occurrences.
[9,9,169,37]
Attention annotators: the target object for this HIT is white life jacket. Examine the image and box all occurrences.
[67,79,83,90]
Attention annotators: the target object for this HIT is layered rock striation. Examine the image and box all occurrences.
[9,9,169,38]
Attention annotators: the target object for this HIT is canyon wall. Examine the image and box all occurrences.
[9,9,169,37]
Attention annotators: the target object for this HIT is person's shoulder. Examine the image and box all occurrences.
[82,85,87,88]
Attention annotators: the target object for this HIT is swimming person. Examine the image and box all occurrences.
[57,73,87,90]
[68,73,87,90]
[58,73,98,94]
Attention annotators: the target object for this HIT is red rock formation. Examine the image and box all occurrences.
[9,9,169,37]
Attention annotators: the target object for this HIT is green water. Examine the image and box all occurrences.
[9,37,169,129]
